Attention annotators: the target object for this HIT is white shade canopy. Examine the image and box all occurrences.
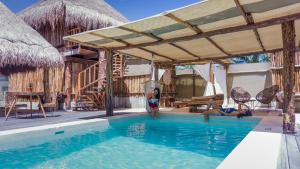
[64,0,300,64]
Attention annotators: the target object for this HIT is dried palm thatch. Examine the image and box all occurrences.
[19,0,128,30]
[0,2,63,74]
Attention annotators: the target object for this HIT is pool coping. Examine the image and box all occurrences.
[217,113,283,169]
[0,118,108,136]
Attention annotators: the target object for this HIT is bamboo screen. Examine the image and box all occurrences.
[9,67,64,93]
[113,73,176,97]
[269,52,300,92]
[114,75,150,96]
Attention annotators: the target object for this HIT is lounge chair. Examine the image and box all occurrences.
[256,85,279,107]
[41,92,58,116]
[174,94,224,112]
[2,92,27,117]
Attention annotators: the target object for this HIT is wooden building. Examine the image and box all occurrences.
[8,0,128,110]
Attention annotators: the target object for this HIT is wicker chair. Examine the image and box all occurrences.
[42,92,58,115]
[231,87,251,104]
[3,92,27,117]
[256,85,279,106]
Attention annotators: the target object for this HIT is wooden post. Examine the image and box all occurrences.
[154,63,159,81]
[209,62,216,95]
[61,64,67,92]
[98,50,106,89]
[282,21,296,133]
[225,64,230,105]
[65,61,72,110]
[105,50,114,116]
[192,69,196,97]
[43,68,50,103]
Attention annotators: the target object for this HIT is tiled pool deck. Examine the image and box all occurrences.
[0,108,149,131]
[0,108,299,169]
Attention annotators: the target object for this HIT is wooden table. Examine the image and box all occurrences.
[5,92,46,120]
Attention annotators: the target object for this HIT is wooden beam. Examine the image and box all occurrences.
[113,13,300,50]
[138,47,175,61]
[234,0,266,51]
[90,32,175,62]
[169,43,200,59]
[105,50,114,116]
[63,38,100,49]
[165,13,202,34]
[118,26,162,41]
[89,32,130,46]
[165,13,230,56]
[119,26,200,59]
[212,59,227,67]
[64,56,97,64]
[173,47,288,65]
[205,37,230,55]
[115,51,152,62]
[282,21,296,133]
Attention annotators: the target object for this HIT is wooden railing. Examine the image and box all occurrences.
[76,54,125,100]
[66,27,82,48]
[77,60,106,95]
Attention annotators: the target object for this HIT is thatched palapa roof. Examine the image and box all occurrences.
[0,2,63,74]
[19,0,128,30]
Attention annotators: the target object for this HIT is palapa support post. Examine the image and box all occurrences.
[209,62,216,96]
[225,64,230,105]
[43,68,50,103]
[65,61,72,110]
[192,69,196,97]
[105,50,114,116]
[282,21,296,133]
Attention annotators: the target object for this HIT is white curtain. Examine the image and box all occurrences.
[193,64,228,106]
[193,63,215,96]
[214,64,228,106]
[158,69,165,80]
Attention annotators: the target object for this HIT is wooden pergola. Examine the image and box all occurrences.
[64,0,300,133]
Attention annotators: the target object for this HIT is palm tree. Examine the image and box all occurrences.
[232,53,270,64]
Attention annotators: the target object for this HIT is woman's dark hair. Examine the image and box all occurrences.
[154,87,160,100]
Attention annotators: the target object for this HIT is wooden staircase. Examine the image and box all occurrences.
[73,54,125,111]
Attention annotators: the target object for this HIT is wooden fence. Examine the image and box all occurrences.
[269,52,300,92]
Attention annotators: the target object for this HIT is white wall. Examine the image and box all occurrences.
[227,63,273,108]
[227,63,272,97]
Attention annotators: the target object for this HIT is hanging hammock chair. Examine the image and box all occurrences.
[143,56,163,112]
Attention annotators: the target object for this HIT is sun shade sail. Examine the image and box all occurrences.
[64,0,300,63]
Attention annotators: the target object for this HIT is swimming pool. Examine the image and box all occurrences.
[0,114,260,169]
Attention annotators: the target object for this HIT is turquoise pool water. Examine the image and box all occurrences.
[0,114,260,169]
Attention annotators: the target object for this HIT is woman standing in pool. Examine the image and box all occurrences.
[147,87,160,118]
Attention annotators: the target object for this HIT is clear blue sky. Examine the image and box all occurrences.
[1,0,200,21]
